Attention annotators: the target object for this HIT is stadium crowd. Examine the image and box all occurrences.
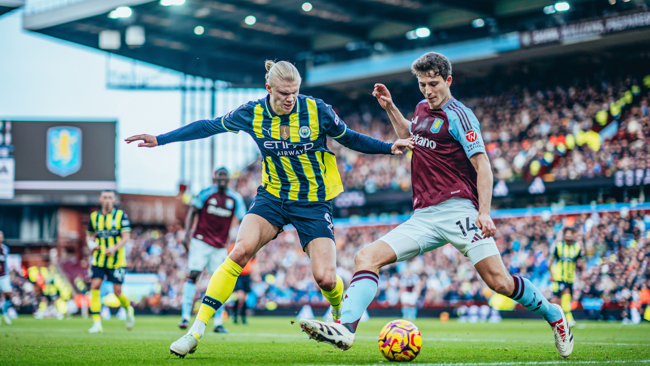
[230,70,650,201]
[62,207,645,321]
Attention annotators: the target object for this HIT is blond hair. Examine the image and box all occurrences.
[265,60,301,87]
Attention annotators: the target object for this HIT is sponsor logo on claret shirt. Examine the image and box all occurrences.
[465,130,478,142]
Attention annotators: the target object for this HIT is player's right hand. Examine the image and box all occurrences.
[372,83,393,110]
[125,134,158,147]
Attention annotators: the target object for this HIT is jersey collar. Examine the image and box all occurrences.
[440,96,455,110]
[264,94,298,118]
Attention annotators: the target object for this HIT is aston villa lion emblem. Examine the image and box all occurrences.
[47,126,82,177]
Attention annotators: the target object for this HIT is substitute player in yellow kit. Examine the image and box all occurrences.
[87,190,134,333]
[549,227,583,327]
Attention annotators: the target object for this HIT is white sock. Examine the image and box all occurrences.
[94,320,102,326]
[188,319,207,338]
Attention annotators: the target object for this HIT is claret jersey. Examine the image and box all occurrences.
[409,97,486,210]
[192,187,246,248]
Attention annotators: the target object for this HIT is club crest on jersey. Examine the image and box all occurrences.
[430,118,444,133]
[465,130,478,142]
[225,198,234,209]
[280,126,291,140]
[299,126,311,138]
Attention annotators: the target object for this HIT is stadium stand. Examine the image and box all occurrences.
[42,204,641,322]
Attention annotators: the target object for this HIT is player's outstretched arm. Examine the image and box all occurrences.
[334,128,414,155]
[470,153,496,238]
[125,118,228,147]
[373,83,411,139]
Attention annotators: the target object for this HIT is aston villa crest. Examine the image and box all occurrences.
[47,126,82,177]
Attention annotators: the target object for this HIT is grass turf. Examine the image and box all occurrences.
[0,315,649,365]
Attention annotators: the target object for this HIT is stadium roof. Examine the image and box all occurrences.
[20,0,650,87]
[0,0,23,16]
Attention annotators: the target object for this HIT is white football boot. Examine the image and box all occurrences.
[549,304,574,358]
[299,319,355,350]
[125,307,135,330]
[88,322,103,334]
[4,315,12,325]
[170,333,200,358]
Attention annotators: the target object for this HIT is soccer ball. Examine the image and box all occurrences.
[378,319,422,362]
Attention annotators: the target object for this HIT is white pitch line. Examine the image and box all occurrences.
[3,328,646,346]
[310,360,650,366]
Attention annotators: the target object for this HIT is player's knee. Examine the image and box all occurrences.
[113,288,122,297]
[488,276,513,295]
[354,248,379,271]
[314,271,337,292]
[229,241,254,267]
[188,271,201,283]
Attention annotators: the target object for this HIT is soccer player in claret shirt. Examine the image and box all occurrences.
[0,231,14,325]
[126,60,413,358]
[178,167,246,333]
[299,52,574,358]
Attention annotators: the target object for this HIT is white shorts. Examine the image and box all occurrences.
[380,197,500,265]
[188,238,228,273]
[0,275,11,293]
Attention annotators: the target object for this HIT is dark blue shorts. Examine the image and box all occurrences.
[551,281,573,296]
[248,188,335,250]
[91,266,126,284]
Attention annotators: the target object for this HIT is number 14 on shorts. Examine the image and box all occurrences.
[455,217,479,237]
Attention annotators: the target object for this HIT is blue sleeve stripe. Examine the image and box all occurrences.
[331,124,347,139]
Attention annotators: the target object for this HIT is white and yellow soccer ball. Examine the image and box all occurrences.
[378,319,422,362]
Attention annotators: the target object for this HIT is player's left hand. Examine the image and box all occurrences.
[125,134,158,147]
[105,246,117,256]
[476,213,496,238]
[391,137,414,155]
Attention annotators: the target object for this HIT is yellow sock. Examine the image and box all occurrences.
[196,257,242,325]
[321,275,344,309]
[117,294,131,310]
[91,289,102,322]
[561,293,573,321]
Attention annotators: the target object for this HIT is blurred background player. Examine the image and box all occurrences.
[86,191,134,333]
[126,60,412,358]
[0,230,13,325]
[549,227,584,327]
[300,52,574,358]
[231,246,255,325]
[179,167,246,333]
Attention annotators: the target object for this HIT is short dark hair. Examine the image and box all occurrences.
[215,167,229,175]
[411,52,452,79]
[563,227,575,235]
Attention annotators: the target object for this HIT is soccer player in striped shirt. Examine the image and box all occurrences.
[86,191,135,333]
[126,60,413,357]
[299,52,574,358]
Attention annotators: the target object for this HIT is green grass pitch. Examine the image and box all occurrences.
[1,315,649,365]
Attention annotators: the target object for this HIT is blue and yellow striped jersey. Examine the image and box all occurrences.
[551,241,583,283]
[87,208,131,269]
[161,94,360,202]
[224,95,348,201]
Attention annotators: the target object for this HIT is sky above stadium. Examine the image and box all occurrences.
[0,10,183,195]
